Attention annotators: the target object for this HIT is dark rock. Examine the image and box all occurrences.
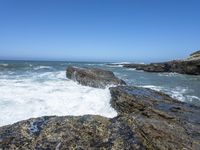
[189,50,200,59]
[66,66,126,88]
[110,86,200,149]
[0,115,145,150]
[124,63,171,72]
[122,51,200,75]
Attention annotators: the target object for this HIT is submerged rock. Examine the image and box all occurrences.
[110,86,200,149]
[66,66,126,88]
[122,51,200,75]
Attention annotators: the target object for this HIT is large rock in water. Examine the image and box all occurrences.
[123,51,200,75]
[110,86,200,149]
[66,66,126,88]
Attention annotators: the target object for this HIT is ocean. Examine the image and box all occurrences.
[0,60,200,126]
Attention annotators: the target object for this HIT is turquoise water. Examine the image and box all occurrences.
[0,60,200,126]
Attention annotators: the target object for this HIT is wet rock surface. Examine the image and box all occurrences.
[0,115,145,150]
[66,66,126,88]
[110,86,200,149]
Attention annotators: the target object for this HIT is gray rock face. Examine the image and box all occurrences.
[110,86,200,149]
[0,115,145,150]
[66,66,126,88]
[122,51,200,75]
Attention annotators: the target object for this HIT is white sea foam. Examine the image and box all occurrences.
[141,85,163,92]
[0,71,117,126]
[126,68,136,71]
[34,66,53,70]
[107,62,131,68]
[186,95,200,102]
[141,85,193,102]
[110,62,131,65]
[0,64,9,67]
[107,64,123,67]
[158,72,180,77]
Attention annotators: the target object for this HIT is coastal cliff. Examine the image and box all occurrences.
[0,66,200,149]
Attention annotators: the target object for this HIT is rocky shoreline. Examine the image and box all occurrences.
[109,50,200,75]
[1,66,200,149]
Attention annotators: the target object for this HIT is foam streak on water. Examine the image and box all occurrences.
[0,71,117,126]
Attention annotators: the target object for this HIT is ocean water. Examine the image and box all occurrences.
[0,60,200,126]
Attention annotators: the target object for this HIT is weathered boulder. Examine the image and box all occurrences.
[66,66,126,88]
[110,86,200,149]
[0,115,145,150]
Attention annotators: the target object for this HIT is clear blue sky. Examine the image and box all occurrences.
[0,0,199,62]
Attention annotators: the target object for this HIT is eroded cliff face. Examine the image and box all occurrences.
[1,67,200,150]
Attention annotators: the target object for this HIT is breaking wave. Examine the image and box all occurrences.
[0,71,117,126]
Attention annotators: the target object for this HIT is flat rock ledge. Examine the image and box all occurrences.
[1,85,200,149]
[66,66,126,88]
[110,86,200,149]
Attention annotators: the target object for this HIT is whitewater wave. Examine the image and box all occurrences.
[140,85,199,103]
[107,62,131,68]
[158,72,181,77]
[110,62,131,65]
[34,66,53,70]
[0,71,117,126]
[0,64,9,67]
[142,85,184,100]
[140,85,163,92]
[126,68,136,71]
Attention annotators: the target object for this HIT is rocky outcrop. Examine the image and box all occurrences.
[120,51,200,75]
[123,60,200,75]
[188,50,200,60]
[110,86,200,149]
[123,63,168,72]
[0,115,145,149]
[66,66,126,88]
[1,85,200,149]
